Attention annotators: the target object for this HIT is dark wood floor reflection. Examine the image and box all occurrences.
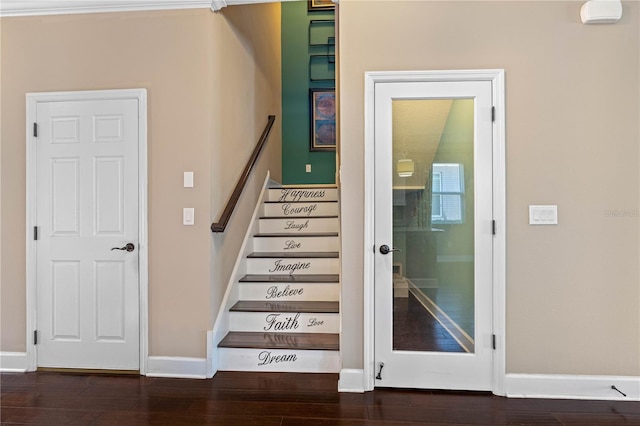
[2,371,640,425]
[393,292,465,352]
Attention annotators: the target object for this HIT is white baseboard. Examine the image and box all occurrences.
[146,356,207,379]
[0,352,29,372]
[206,330,215,379]
[337,370,640,399]
[338,368,365,393]
[506,373,640,401]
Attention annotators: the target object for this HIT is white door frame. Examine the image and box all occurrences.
[363,70,506,394]
[25,88,148,374]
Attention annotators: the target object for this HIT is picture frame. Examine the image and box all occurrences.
[309,88,336,151]
[308,0,334,11]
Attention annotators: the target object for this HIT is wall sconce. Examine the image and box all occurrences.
[397,159,414,177]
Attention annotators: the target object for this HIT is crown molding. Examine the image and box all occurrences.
[0,0,295,16]
[211,0,228,11]
[215,0,296,11]
[0,0,215,17]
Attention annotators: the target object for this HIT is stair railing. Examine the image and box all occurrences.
[211,115,276,233]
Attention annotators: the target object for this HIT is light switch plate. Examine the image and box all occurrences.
[183,207,195,225]
[529,205,558,225]
[184,172,194,188]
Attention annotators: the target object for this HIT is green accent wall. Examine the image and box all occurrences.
[281,1,336,184]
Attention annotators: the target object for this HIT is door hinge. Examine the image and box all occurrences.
[492,334,496,350]
[491,106,495,122]
[492,220,496,235]
[33,122,38,138]
[34,330,38,345]
[34,226,39,241]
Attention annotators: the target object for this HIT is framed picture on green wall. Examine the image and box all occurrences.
[308,0,334,11]
[310,88,336,151]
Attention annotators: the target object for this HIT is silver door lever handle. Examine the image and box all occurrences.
[111,243,135,252]
[379,245,400,255]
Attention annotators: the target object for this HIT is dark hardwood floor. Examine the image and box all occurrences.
[2,371,640,425]
[393,292,465,353]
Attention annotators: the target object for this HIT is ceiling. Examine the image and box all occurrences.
[392,99,453,189]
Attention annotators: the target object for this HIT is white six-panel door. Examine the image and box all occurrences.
[34,97,141,370]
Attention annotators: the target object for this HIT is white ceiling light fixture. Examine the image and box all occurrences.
[397,159,415,178]
[581,0,622,24]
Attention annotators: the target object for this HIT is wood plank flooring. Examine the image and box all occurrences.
[218,332,339,350]
[393,292,465,353]
[230,301,339,313]
[239,274,339,283]
[248,252,339,258]
[2,371,640,425]
[254,233,339,238]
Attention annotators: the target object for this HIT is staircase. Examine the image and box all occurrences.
[217,186,340,372]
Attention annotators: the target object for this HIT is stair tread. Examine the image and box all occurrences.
[254,232,339,238]
[248,252,339,259]
[260,215,338,219]
[264,200,337,204]
[230,300,339,313]
[269,186,337,189]
[240,274,339,283]
[219,331,339,350]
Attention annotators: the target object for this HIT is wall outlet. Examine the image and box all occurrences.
[306,164,312,173]
[529,205,558,225]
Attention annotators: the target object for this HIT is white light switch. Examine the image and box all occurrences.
[184,172,194,188]
[183,208,195,225]
[529,205,558,225]
[305,164,312,173]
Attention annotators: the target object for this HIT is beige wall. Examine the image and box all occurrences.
[0,5,281,359]
[209,3,282,333]
[339,1,639,375]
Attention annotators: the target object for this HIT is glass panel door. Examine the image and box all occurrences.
[392,99,475,354]
[374,80,494,390]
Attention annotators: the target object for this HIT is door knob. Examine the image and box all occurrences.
[379,245,400,255]
[111,243,135,252]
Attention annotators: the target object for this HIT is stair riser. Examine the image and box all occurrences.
[238,283,339,302]
[264,202,338,218]
[267,188,338,203]
[247,258,339,275]
[253,236,339,253]
[218,348,339,373]
[259,218,339,234]
[229,312,339,333]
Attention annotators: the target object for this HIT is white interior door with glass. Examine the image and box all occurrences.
[374,80,494,390]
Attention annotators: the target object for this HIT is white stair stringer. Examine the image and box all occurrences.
[216,185,340,374]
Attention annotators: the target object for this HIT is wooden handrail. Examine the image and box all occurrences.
[211,115,276,233]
